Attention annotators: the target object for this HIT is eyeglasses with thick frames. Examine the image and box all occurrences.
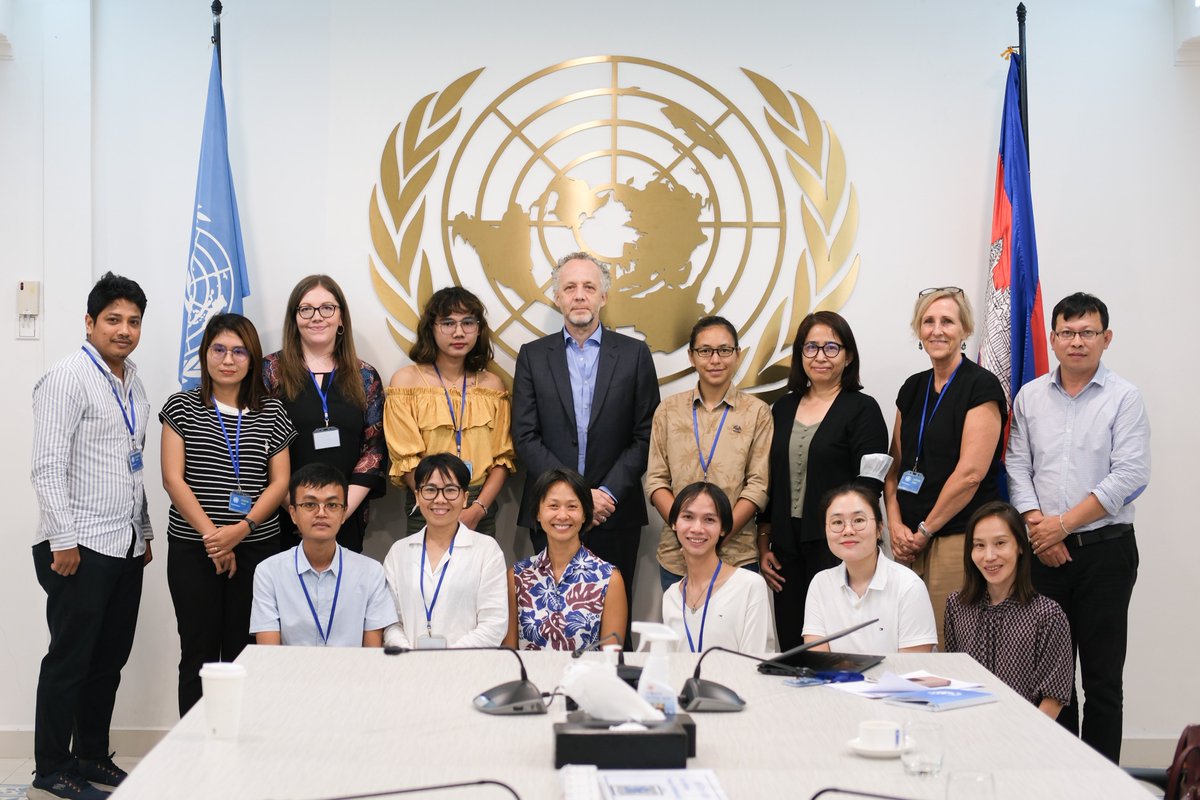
[802,341,843,359]
[436,317,480,334]
[208,343,250,362]
[419,484,464,501]
[918,286,964,297]
[293,501,346,513]
[296,303,340,319]
[1053,329,1104,342]
[690,346,738,360]
[828,516,875,533]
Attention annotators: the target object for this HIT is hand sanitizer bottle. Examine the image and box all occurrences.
[631,621,679,719]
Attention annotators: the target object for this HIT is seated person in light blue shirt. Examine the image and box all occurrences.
[251,464,396,646]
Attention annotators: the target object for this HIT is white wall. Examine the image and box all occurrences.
[2,0,1197,758]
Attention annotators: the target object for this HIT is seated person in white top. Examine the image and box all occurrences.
[803,484,937,653]
[382,453,507,648]
[662,483,777,654]
[251,464,396,647]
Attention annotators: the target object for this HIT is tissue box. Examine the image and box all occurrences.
[554,713,689,768]
[565,710,695,757]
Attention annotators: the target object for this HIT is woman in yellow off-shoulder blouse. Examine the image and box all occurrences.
[385,287,515,535]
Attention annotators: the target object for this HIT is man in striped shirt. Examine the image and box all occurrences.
[29,273,153,800]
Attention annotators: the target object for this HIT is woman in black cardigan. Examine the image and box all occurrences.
[758,311,890,649]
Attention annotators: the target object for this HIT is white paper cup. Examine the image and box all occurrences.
[858,720,902,750]
[199,662,246,740]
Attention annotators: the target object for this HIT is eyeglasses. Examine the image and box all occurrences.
[293,501,346,513]
[828,516,875,533]
[1053,329,1104,342]
[436,317,480,334]
[296,303,340,319]
[918,286,964,297]
[208,343,250,362]
[690,346,738,360]
[418,484,464,501]
[801,341,843,359]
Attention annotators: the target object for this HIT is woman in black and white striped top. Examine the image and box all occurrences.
[160,313,296,715]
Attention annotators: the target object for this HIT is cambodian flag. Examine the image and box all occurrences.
[177,48,250,390]
[980,53,1048,416]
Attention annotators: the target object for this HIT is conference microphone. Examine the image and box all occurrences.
[808,789,918,800]
[384,644,546,716]
[680,645,810,713]
[267,778,521,800]
[571,631,623,657]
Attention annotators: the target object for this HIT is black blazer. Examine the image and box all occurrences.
[512,328,660,530]
[763,388,889,556]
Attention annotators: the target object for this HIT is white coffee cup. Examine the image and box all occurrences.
[857,719,902,750]
[199,662,246,740]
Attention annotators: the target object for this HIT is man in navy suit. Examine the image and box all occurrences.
[513,252,660,620]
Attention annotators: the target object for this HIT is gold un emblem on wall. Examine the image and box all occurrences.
[369,56,860,395]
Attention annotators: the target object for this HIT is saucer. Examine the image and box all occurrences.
[847,736,909,759]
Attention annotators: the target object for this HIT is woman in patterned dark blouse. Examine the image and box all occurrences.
[944,501,1073,718]
[504,468,627,651]
[263,275,387,553]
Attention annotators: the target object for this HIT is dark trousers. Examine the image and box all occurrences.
[772,531,839,652]
[1031,529,1138,763]
[33,537,144,776]
[167,535,276,715]
[529,525,640,646]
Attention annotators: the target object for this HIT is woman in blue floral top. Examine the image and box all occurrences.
[505,468,628,651]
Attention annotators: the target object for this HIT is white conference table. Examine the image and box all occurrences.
[112,646,1151,799]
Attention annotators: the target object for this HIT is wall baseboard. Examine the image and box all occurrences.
[0,729,168,759]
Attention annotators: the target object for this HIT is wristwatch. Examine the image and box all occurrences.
[243,517,259,535]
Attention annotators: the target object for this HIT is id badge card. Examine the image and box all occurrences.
[312,426,341,450]
[128,450,144,472]
[416,634,448,650]
[228,491,253,514]
[463,460,473,480]
[897,470,925,494]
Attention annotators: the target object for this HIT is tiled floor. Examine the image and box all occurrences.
[0,756,141,795]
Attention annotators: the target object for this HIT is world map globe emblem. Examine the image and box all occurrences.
[441,56,787,382]
[370,56,860,393]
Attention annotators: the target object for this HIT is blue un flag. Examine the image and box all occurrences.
[178,47,250,389]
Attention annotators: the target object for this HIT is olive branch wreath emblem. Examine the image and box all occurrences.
[367,66,859,397]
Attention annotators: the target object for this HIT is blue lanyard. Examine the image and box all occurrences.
[296,545,343,645]
[693,402,730,480]
[913,359,964,471]
[419,531,457,636]
[211,398,244,487]
[308,368,336,427]
[81,346,136,437]
[681,560,722,653]
[432,364,467,457]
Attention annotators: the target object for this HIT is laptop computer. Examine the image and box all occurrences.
[757,619,885,676]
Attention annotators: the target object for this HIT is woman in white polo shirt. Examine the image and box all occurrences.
[802,485,937,653]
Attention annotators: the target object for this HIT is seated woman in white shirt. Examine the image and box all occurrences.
[802,485,937,653]
[382,453,507,648]
[661,483,777,654]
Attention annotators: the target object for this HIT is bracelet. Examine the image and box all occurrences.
[1058,515,1071,536]
[917,521,931,539]
[473,500,489,514]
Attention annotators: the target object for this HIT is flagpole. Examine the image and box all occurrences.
[211,0,222,72]
[1017,1,1027,164]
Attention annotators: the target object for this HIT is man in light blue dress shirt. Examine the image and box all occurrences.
[251,464,396,647]
[1007,292,1151,763]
